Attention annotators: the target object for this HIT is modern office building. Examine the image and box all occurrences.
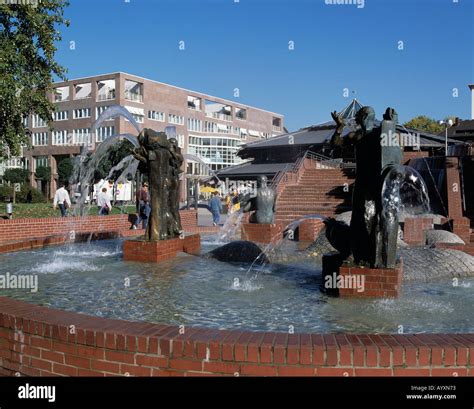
[14,72,284,198]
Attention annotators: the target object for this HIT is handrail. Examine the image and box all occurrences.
[270,150,354,190]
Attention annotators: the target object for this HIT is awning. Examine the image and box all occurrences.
[248,130,260,137]
[125,106,145,116]
[217,123,228,132]
[240,128,248,134]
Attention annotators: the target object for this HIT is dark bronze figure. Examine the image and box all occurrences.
[240,176,277,224]
[330,106,402,268]
[133,128,183,241]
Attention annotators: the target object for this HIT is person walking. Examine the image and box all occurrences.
[134,182,150,229]
[53,182,71,217]
[208,191,222,226]
[97,187,112,216]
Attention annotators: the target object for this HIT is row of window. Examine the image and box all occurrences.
[54,79,142,103]
[32,127,116,146]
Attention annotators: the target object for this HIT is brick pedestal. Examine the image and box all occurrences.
[403,217,433,246]
[298,219,325,242]
[123,234,201,263]
[338,260,403,298]
[241,223,283,244]
[322,253,403,298]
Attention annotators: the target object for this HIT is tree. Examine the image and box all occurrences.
[35,165,51,200]
[403,115,456,135]
[57,157,74,184]
[0,1,69,158]
[2,167,30,203]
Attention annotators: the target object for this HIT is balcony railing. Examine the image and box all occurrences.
[97,91,116,101]
[272,125,282,132]
[205,112,232,121]
[124,92,143,102]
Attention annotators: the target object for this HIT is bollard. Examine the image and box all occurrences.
[6,200,13,219]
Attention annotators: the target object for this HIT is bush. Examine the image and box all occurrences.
[16,185,45,203]
[0,185,13,202]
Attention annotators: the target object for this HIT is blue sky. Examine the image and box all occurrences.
[55,0,473,131]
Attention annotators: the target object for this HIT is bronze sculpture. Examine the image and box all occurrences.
[330,106,402,268]
[240,176,277,224]
[133,128,183,241]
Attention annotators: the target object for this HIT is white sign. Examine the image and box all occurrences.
[14,183,21,192]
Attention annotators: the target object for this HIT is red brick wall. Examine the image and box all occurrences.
[445,157,463,219]
[0,210,198,244]
[298,219,325,242]
[0,297,471,377]
[403,217,433,246]
[241,223,283,244]
[403,151,429,165]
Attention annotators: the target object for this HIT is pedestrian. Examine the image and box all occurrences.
[97,187,112,216]
[26,190,32,203]
[133,182,150,229]
[208,191,222,226]
[231,190,240,213]
[53,182,71,217]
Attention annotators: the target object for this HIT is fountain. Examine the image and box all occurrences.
[123,128,201,262]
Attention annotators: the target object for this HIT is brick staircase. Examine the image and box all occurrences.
[275,166,355,226]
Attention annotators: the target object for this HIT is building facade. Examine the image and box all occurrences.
[15,72,284,198]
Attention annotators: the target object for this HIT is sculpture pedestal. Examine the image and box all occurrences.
[241,223,282,244]
[322,253,403,298]
[123,234,201,263]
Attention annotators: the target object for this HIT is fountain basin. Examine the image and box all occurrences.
[0,236,473,377]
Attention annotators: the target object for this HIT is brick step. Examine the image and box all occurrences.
[277,199,350,205]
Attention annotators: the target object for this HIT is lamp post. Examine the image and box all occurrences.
[439,119,453,156]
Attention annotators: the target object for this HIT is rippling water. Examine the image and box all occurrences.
[0,238,472,333]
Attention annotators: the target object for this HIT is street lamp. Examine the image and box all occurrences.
[439,119,453,156]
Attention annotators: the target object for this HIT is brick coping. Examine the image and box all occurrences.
[0,295,472,377]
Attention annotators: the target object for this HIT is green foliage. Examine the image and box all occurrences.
[0,184,44,203]
[35,166,51,181]
[3,167,30,184]
[0,1,69,158]
[403,116,454,135]
[57,157,74,184]
[93,140,135,182]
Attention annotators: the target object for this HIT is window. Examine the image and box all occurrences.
[74,82,92,100]
[96,105,113,119]
[124,79,143,102]
[73,128,91,145]
[53,110,68,121]
[32,132,48,146]
[169,114,184,125]
[187,96,201,111]
[235,108,247,120]
[54,86,70,102]
[97,79,116,101]
[132,114,144,123]
[272,117,282,131]
[34,156,49,169]
[32,114,47,128]
[148,110,165,122]
[73,108,91,119]
[96,126,115,142]
[52,130,70,146]
[52,130,70,145]
[205,100,232,121]
[187,118,203,132]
